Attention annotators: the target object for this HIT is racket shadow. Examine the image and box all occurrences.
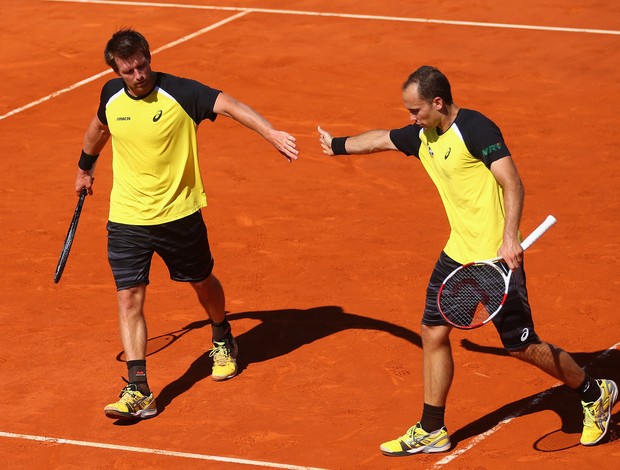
[452,339,620,449]
[115,319,210,362]
[152,305,422,416]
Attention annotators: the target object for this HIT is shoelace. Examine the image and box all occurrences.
[583,401,602,426]
[119,386,142,401]
[403,424,425,443]
[209,343,232,366]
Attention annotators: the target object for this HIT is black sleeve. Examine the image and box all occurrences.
[161,74,221,124]
[187,78,221,124]
[97,78,124,125]
[389,124,423,158]
[459,110,511,167]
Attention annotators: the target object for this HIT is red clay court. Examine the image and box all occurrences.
[0,1,619,468]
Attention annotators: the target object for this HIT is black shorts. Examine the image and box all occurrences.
[107,210,214,291]
[422,251,540,351]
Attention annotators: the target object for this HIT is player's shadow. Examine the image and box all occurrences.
[450,339,620,449]
[143,306,421,417]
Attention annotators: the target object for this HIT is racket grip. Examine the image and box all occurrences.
[521,215,557,251]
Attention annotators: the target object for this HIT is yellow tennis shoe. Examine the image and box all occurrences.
[210,338,238,381]
[380,422,451,456]
[581,379,618,445]
[104,384,157,420]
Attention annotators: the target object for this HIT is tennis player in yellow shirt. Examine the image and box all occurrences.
[75,28,298,420]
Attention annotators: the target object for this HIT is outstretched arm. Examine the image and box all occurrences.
[75,116,110,196]
[317,125,397,156]
[213,92,298,162]
[490,156,525,270]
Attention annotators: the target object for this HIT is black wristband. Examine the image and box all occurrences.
[331,137,349,155]
[78,150,99,171]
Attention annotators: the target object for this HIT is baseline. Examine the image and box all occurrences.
[50,0,620,36]
[0,431,327,470]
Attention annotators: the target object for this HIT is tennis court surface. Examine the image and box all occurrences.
[0,1,618,468]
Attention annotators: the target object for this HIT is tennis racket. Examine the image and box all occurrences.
[437,215,557,329]
[53,188,87,284]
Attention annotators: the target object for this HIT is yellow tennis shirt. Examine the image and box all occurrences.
[97,73,221,225]
[390,109,513,264]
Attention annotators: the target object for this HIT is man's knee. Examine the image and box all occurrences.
[117,285,146,314]
[192,273,219,291]
[421,324,451,347]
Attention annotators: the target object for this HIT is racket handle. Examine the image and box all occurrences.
[521,215,557,251]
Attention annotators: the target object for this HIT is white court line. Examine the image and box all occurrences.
[50,0,620,36]
[0,10,250,122]
[3,0,618,122]
[3,1,618,465]
[0,69,111,121]
[431,341,620,468]
[0,431,327,470]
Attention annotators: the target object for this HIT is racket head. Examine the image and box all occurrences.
[438,260,510,329]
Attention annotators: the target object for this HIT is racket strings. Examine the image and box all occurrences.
[439,263,507,327]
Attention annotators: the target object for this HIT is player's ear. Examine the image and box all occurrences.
[432,96,444,110]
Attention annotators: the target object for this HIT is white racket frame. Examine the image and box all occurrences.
[438,215,557,329]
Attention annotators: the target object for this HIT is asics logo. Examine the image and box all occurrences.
[153,110,163,122]
[444,148,451,159]
[520,328,530,342]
